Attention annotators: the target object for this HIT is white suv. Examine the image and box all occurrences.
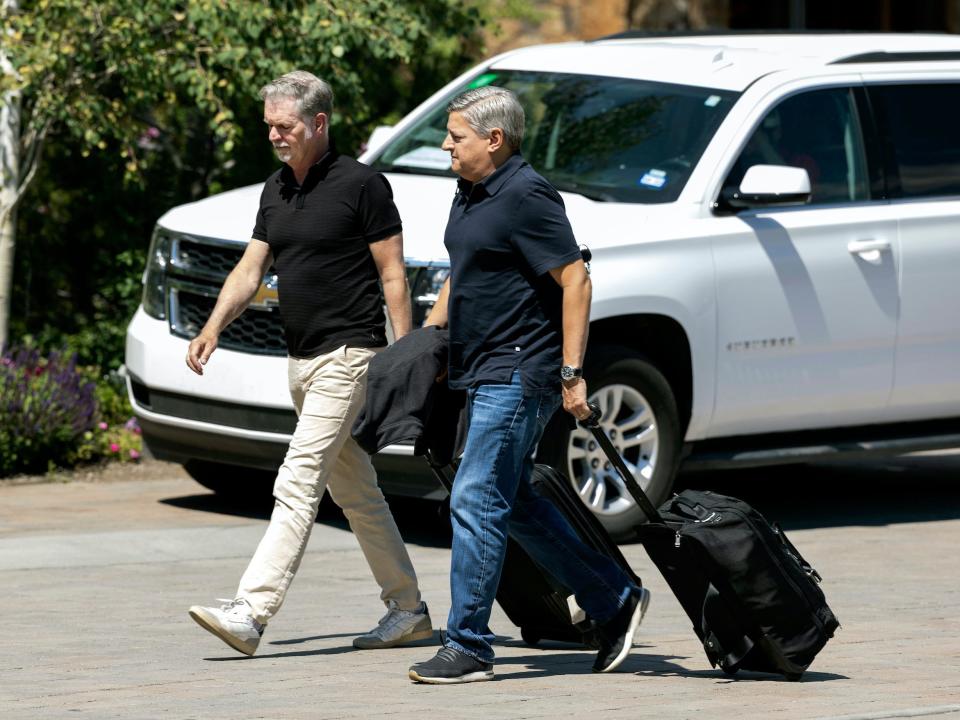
[126,33,960,535]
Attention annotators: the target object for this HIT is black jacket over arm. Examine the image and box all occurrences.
[352,326,467,466]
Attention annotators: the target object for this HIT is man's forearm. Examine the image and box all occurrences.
[202,269,260,336]
[383,275,413,340]
[424,277,450,328]
[561,275,591,367]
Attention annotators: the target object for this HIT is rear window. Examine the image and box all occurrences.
[868,83,960,199]
[371,70,738,204]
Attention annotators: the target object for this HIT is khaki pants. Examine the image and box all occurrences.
[236,345,421,623]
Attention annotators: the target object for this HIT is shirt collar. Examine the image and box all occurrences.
[279,141,338,187]
[456,152,525,198]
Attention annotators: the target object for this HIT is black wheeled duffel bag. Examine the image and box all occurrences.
[582,404,839,680]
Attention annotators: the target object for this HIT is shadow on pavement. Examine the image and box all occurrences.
[161,491,453,548]
[675,453,960,531]
[204,629,443,661]
[163,451,960,548]
[493,648,847,683]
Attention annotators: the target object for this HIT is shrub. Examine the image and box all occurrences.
[81,365,135,426]
[0,346,96,476]
[71,417,142,466]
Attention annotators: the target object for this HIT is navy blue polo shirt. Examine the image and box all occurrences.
[445,153,582,391]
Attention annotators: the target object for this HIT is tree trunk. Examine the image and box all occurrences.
[0,99,18,353]
[0,0,19,352]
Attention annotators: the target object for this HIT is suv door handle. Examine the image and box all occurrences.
[847,239,890,254]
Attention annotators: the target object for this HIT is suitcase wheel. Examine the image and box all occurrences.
[520,628,541,646]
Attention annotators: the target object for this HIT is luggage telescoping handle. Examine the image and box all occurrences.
[580,402,664,523]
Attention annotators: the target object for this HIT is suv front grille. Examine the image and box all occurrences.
[164,234,288,356]
[171,237,245,281]
[161,233,447,357]
[172,287,287,356]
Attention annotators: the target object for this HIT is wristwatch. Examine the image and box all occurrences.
[560,365,583,382]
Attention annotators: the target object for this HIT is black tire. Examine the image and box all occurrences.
[538,346,682,540]
[184,459,274,497]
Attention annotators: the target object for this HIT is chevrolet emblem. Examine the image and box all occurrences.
[251,274,279,308]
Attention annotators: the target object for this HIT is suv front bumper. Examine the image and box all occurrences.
[124,307,444,500]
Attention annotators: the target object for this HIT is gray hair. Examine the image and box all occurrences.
[259,70,334,122]
[446,86,524,150]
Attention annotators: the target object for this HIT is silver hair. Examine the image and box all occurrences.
[446,86,524,149]
[259,70,334,122]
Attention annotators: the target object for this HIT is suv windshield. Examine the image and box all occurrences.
[371,70,737,203]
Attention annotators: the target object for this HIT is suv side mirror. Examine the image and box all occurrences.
[717,164,812,212]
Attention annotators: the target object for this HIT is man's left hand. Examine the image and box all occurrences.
[562,377,590,420]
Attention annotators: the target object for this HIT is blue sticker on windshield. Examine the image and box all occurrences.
[638,169,667,189]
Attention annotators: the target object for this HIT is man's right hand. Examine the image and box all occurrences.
[186,333,219,375]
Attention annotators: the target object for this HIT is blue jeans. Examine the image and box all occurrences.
[445,371,637,663]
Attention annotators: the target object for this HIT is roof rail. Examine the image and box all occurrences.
[591,29,877,43]
[832,51,960,64]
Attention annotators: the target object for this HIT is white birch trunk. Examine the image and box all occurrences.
[0,0,20,351]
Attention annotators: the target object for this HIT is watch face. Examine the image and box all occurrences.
[561,366,581,380]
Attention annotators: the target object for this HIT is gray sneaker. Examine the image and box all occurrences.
[189,598,264,656]
[353,600,433,649]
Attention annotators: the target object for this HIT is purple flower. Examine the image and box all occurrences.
[1,345,97,475]
[98,421,108,430]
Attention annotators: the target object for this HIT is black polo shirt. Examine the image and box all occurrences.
[252,147,402,357]
[445,153,582,391]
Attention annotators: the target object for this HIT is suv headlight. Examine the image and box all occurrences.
[142,226,173,319]
[408,263,450,327]
[414,265,450,307]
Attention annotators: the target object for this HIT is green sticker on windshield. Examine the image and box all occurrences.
[467,73,499,89]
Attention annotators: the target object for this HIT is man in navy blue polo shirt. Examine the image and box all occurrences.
[185,71,431,656]
[408,86,649,684]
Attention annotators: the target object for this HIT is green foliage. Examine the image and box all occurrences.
[3,0,488,370]
[80,364,135,426]
[3,0,487,181]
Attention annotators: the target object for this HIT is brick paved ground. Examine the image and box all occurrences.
[1,458,958,719]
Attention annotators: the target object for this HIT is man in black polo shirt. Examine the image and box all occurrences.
[408,86,649,684]
[185,70,431,656]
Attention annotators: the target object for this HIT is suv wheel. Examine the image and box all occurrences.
[539,348,682,539]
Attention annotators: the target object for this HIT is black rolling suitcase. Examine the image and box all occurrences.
[582,405,839,680]
[427,457,638,648]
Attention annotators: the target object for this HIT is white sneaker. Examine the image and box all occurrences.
[353,600,433,649]
[189,598,264,656]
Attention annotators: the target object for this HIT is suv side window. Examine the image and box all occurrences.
[723,88,870,206]
[867,83,960,199]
